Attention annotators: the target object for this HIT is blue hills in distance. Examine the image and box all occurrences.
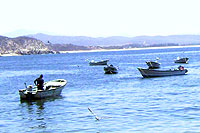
[1,32,200,54]
[3,30,200,46]
[27,33,200,46]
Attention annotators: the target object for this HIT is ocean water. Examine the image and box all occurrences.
[1,47,200,132]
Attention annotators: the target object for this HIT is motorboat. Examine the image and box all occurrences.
[174,57,189,63]
[19,79,67,100]
[137,66,188,78]
[89,59,109,66]
[146,61,160,69]
[104,64,118,74]
[146,57,160,69]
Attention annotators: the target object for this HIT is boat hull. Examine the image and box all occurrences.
[19,79,67,100]
[138,68,188,78]
[19,86,64,99]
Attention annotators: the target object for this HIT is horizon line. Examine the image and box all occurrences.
[3,32,200,38]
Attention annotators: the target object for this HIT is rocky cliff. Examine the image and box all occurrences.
[0,36,55,55]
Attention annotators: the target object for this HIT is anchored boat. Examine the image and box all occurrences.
[89,60,109,66]
[104,65,118,74]
[19,79,67,100]
[174,57,189,63]
[138,66,188,78]
[146,61,160,69]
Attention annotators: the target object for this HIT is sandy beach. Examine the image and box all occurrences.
[0,53,21,57]
[1,45,200,56]
[60,45,200,54]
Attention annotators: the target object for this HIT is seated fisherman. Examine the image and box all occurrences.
[178,65,184,70]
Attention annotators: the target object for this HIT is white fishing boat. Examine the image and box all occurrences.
[89,59,109,66]
[19,79,67,100]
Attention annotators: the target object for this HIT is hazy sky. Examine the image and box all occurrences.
[1,0,200,37]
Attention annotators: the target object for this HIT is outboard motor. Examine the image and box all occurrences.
[27,85,33,91]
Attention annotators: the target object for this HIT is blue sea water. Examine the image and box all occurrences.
[1,47,200,132]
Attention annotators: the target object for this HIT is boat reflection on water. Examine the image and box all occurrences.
[19,96,63,115]
[19,96,64,132]
[20,95,63,107]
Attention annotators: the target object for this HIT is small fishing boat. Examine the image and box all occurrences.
[174,57,189,63]
[19,79,67,100]
[146,61,160,69]
[104,64,118,74]
[138,66,188,78]
[89,59,109,66]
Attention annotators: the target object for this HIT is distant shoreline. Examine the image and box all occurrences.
[1,45,200,56]
[0,53,21,57]
[60,45,200,54]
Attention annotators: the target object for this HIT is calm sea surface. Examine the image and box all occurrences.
[1,47,200,132]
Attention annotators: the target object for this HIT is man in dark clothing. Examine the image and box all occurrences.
[34,74,44,90]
